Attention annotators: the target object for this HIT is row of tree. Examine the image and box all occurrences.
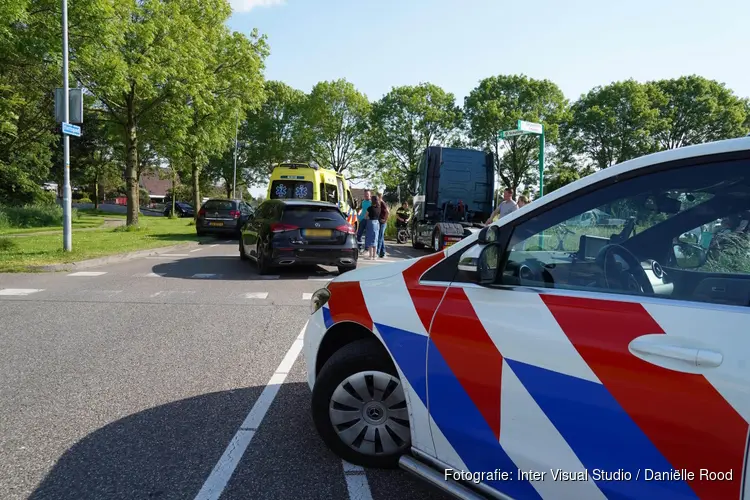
[2,0,749,226]
[237,75,750,202]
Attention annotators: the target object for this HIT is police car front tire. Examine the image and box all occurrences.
[312,338,410,469]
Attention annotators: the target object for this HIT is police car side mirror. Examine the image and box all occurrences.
[478,225,501,245]
[477,243,501,284]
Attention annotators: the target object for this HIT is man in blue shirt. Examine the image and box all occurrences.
[356,190,371,251]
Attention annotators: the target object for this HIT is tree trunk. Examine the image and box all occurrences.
[192,158,201,221]
[125,109,139,226]
[94,174,99,210]
[172,168,176,217]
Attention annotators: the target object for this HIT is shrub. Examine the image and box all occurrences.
[139,188,151,207]
[77,197,93,204]
[0,237,18,251]
[0,204,79,229]
[34,190,58,206]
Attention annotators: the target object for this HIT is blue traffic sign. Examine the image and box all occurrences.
[62,122,81,137]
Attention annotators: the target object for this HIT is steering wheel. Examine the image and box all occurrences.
[596,244,654,295]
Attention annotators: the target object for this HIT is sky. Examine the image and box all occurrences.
[227,0,749,197]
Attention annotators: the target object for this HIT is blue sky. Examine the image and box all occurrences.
[228,0,748,195]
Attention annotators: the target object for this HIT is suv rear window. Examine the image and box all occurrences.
[203,200,234,211]
[282,205,345,223]
[270,180,313,200]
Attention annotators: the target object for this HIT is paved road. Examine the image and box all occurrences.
[0,240,450,500]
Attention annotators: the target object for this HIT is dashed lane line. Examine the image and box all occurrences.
[190,248,203,253]
[244,292,269,299]
[302,293,313,300]
[67,271,107,277]
[193,324,306,500]
[0,288,44,296]
[343,461,374,500]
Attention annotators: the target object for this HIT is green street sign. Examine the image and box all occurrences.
[499,129,529,139]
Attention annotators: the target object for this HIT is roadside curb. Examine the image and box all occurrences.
[32,240,211,272]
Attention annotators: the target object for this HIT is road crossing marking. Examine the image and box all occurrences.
[149,290,196,298]
[132,272,165,277]
[0,288,44,296]
[67,271,107,277]
[244,292,269,299]
[190,248,203,253]
[302,293,313,300]
[194,324,306,500]
[210,244,219,248]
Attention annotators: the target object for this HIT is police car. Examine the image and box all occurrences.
[303,137,750,499]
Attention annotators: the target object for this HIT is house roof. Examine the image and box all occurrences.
[139,172,172,196]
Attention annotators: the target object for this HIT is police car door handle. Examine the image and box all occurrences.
[629,337,723,368]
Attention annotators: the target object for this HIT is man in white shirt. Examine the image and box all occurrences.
[485,188,518,224]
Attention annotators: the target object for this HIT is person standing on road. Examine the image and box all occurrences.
[376,192,390,258]
[485,188,518,224]
[365,195,381,260]
[356,190,371,251]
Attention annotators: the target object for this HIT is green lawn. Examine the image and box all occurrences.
[0,217,207,272]
[0,211,126,235]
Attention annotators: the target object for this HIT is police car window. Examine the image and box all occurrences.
[500,158,750,307]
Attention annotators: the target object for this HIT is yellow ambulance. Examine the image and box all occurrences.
[266,162,359,230]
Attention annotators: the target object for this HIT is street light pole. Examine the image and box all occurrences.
[61,0,72,251]
[232,110,239,199]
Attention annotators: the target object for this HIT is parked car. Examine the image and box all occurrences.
[302,136,750,500]
[239,199,357,275]
[196,199,254,237]
[163,201,194,218]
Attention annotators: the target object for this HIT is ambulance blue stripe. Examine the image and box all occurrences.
[505,359,698,500]
[374,323,428,403]
[427,342,540,499]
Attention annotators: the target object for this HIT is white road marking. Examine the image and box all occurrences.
[67,271,107,277]
[190,248,203,253]
[194,325,306,500]
[244,292,268,299]
[302,293,313,300]
[149,290,196,298]
[192,273,220,279]
[342,461,374,500]
[210,244,219,248]
[0,288,44,296]
[133,272,165,277]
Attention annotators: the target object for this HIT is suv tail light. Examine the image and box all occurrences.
[270,223,299,233]
[198,209,206,217]
[336,224,356,234]
[229,210,240,219]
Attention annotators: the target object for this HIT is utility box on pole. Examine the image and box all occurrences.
[55,87,83,124]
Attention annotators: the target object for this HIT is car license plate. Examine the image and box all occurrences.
[304,229,332,237]
[209,222,223,227]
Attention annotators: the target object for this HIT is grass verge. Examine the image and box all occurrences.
[0,217,207,272]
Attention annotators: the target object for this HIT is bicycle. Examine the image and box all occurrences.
[396,221,412,244]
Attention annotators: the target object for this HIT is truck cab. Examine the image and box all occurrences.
[411,146,495,251]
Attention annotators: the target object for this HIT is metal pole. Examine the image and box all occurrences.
[538,131,545,198]
[61,0,72,251]
[232,110,239,199]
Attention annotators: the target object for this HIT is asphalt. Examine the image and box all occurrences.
[0,239,450,500]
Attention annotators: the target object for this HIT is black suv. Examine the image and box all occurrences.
[197,199,254,236]
[239,199,358,275]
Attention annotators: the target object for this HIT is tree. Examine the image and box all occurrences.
[566,79,658,170]
[71,0,255,226]
[367,83,462,195]
[303,79,371,174]
[166,29,268,219]
[241,80,308,187]
[647,75,749,150]
[464,75,568,196]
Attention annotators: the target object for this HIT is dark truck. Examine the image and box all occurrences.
[411,146,495,252]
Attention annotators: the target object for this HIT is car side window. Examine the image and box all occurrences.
[498,158,750,307]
